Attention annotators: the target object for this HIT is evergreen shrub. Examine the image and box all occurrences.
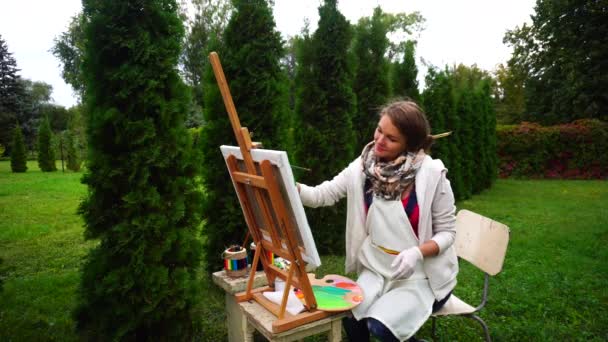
[37,116,56,172]
[10,124,27,172]
[422,66,496,200]
[200,0,288,273]
[65,131,80,171]
[74,0,203,339]
[292,0,356,253]
[497,119,608,178]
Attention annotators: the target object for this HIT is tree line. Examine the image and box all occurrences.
[496,0,607,124]
[0,34,84,172]
[3,0,602,339]
[190,0,497,270]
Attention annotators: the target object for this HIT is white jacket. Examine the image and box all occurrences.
[299,155,458,300]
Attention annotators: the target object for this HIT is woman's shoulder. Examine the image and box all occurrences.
[421,155,447,173]
[346,156,363,171]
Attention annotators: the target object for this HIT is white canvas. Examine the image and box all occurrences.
[220,145,322,268]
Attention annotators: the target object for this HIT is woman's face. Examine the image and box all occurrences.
[373,115,407,161]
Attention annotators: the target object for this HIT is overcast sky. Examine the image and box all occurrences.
[0,0,535,109]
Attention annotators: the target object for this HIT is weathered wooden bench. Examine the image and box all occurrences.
[213,270,346,342]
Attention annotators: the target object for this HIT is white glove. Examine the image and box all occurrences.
[390,246,423,279]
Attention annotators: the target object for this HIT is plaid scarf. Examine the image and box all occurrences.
[361,141,426,200]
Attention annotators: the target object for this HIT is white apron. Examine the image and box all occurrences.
[351,195,435,341]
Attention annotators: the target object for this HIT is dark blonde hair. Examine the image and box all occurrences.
[379,100,433,153]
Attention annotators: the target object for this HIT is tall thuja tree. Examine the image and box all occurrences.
[452,85,473,199]
[442,72,464,199]
[423,65,496,199]
[293,0,356,253]
[200,0,289,271]
[37,116,56,172]
[75,1,203,339]
[0,34,25,155]
[452,65,496,196]
[65,130,80,172]
[422,67,465,199]
[10,124,27,172]
[392,40,420,101]
[422,68,450,163]
[479,79,497,187]
[352,6,390,148]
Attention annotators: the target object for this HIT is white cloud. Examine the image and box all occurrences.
[0,0,82,108]
[273,0,535,86]
[0,0,534,108]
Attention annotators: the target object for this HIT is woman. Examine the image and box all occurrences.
[297,100,458,341]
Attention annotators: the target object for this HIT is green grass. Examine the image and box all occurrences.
[1,162,607,341]
[0,161,92,341]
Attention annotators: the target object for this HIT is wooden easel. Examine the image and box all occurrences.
[209,52,332,333]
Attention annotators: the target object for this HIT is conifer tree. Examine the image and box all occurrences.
[75,1,203,339]
[10,124,27,172]
[0,34,25,154]
[65,130,80,172]
[293,0,356,253]
[480,79,497,187]
[422,68,465,199]
[453,86,473,199]
[200,0,288,271]
[37,116,56,172]
[352,6,390,148]
[423,65,496,199]
[392,40,420,101]
[422,68,450,163]
[0,257,4,291]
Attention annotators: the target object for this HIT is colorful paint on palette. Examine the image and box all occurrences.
[306,274,364,311]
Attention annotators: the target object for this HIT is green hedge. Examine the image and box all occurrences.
[497,119,608,178]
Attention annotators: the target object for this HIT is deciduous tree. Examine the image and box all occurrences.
[504,0,608,123]
[180,0,232,128]
[51,13,87,99]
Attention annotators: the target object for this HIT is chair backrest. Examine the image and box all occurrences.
[454,210,510,276]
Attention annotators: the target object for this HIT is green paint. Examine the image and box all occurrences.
[312,285,352,309]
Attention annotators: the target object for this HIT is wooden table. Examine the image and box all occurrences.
[239,299,347,342]
[212,270,347,342]
[212,270,268,342]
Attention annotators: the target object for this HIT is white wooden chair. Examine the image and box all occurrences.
[431,209,510,342]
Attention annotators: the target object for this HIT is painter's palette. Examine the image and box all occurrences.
[297,274,364,312]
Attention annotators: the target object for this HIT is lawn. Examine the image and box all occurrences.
[0,161,607,341]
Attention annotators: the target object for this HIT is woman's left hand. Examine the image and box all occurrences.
[390,246,423,279]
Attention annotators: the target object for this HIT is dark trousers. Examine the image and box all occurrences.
[343,292,452,342]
